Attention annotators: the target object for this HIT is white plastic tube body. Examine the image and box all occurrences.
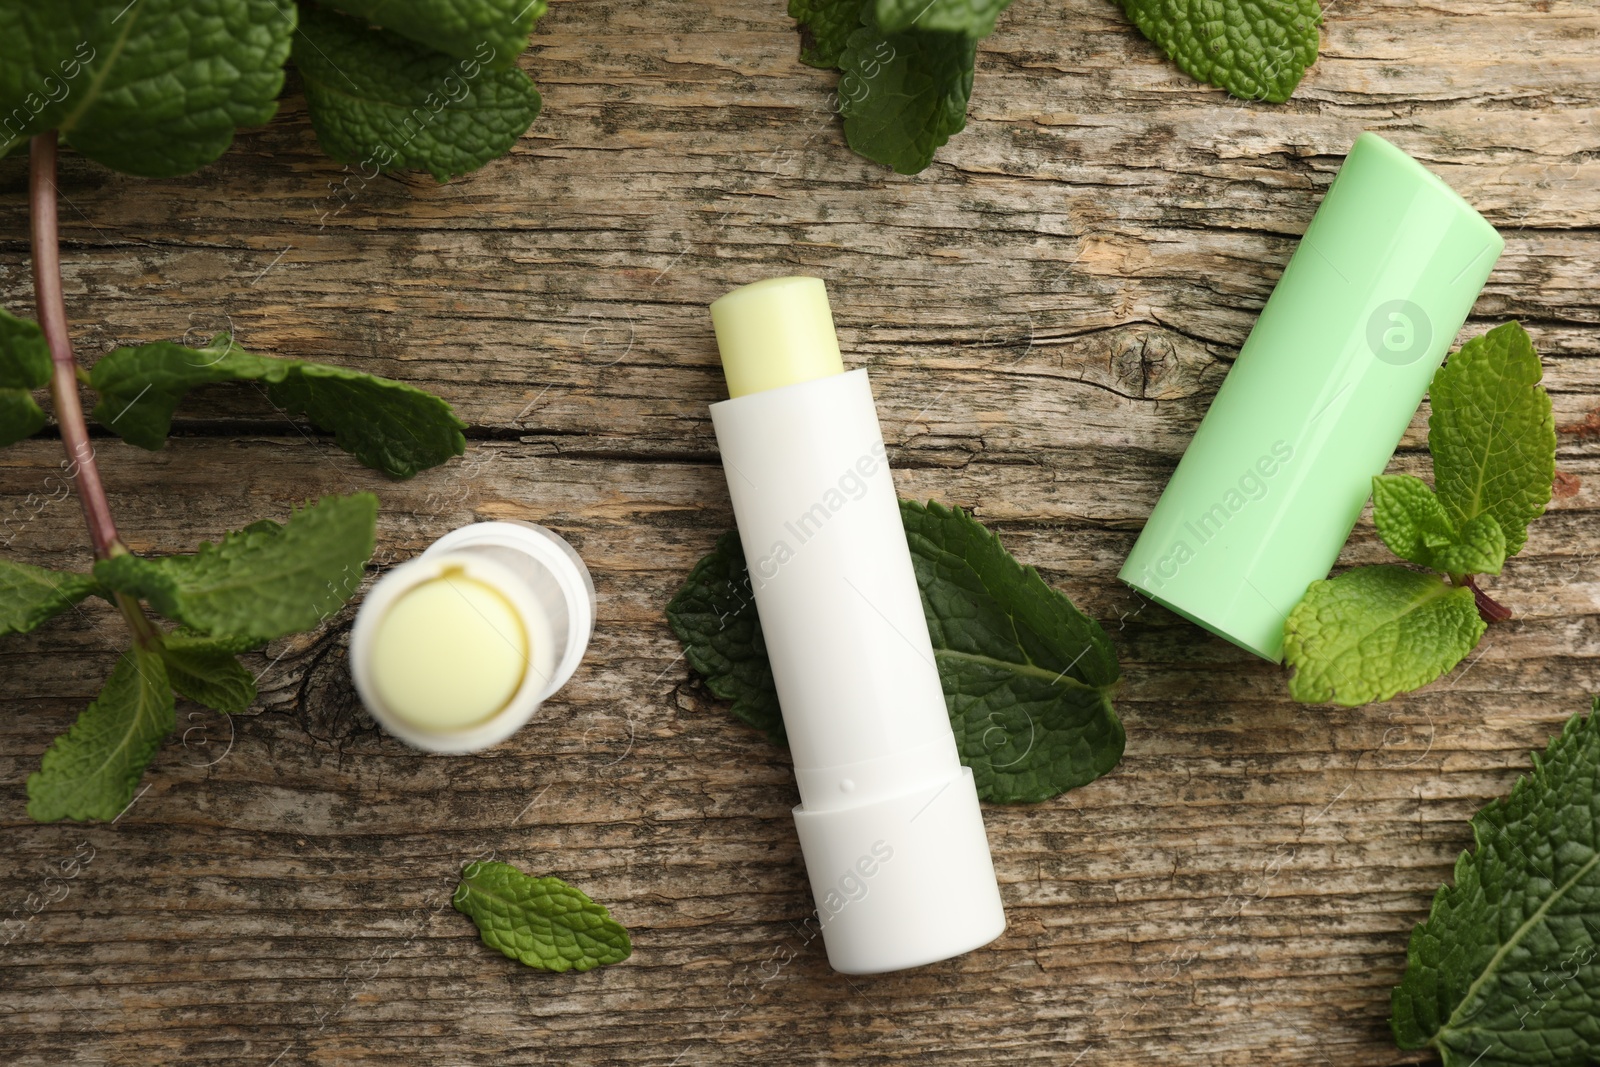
[711,369,1005,974]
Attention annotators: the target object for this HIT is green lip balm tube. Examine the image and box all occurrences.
[1119,132,1503,661]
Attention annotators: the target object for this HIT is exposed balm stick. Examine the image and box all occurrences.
[1120,132,1504,661]
[707,276,1005,974]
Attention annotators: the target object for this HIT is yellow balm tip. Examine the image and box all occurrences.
[367,570,529,733]
[710,276,845,398]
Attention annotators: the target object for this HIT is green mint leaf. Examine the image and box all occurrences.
[1284,566,1486,706]
[839,26,976,175]
[453,861,633,973]
[874,0,1013,36]
[665,530,783,744]
[667,501,1125,803]
[294,2,544,182]
[159,630,259,715]
[319,0,545,71]
[1391,702,1600,1066]
[27,646,174,822]
[0,559,101,635]
[0,308,52,447]
[1430,322,1556,558]
[89,335,466,479]
[93,493,377,643]
[1372,474,1507,577]
[0,1,295,176]
[1115,0,1321,103]
[789,0,867,68]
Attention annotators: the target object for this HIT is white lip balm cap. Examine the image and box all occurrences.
[349,521,596,753]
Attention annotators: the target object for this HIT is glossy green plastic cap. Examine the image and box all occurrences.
[710,276,845,398]
[1119,132,1504,662]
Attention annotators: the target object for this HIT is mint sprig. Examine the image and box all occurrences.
[453,861,634,973]
[668,500,1124,804]
[1116,0,1322,103]
[1391,700,1600,1066]
[1285,323,1556,706]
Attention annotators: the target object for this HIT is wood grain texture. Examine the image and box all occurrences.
[0,0,1597,1063]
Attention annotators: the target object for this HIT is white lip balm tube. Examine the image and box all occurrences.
[349,520,595,753]
[708,276,1006,974]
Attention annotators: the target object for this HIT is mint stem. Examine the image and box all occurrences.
[29,132,160,649]
[1463,574,1514,624]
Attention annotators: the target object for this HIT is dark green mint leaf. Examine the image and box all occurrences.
[1115,0,1321,103]
[839,25,975,175]
[874,0,1013,36]
[1373,474,1507,577]
[93,493,377,643]
[27,646,174,822]
[0,308,52,447]
[666,501,1124,803]
[294,2,543,182]
[665,530,783,745]
[319,0,544,71]
[0,559,100,635]
[1430,322,1556,558]
[1285,565,1485,706]
[0,0,295,176]
[160,630,259,714]
[1392,702,1600,1067]
[453,860,633,973]
[790,0,867,68]
[89,335,466,479]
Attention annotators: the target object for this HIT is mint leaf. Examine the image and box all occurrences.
[1115,0,1321,103]
[1430,322,1556,558]
[839,26,976,174]
[1391,702,1600,1066]
[320,0,544,71]
[0,308,51,447]
[27,646,174,822]
[790,0,866,68]
[89,335,466,479]
[875,0,1014,36]
[0,0,295,176]
[665,531,782,744]
[94,493,377,643]
[1373,474,1507,577]
[453,861,633,973]
[667,501,1125,803]
[160,630,259,715]
[0,559,100,635]
[294,3,544,182]
[1284,566,1486,706]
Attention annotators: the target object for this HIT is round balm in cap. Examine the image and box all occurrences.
[350,521,595,753]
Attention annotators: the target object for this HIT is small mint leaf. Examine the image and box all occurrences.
[160,630,260,715]
[1372,474,1507,577]
[874,0,1013,36]
[0,1,295,176]
[93,494,377,643]
[1392,701,1600,1066]
[27,647,174,822]
[1285,566,1485,706]
[90,335,466,479]
[667,501,1125,803]
[319,0,545,71]
[0,559,101,635]
[790,0,867,68]
[295,3,544,182]
[839,26,975,175]
[1430,322,1556,558]
[0,308,52,447]
[1115,0,1321,103]
[453,861,633,973]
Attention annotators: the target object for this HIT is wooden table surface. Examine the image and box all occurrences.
[2,1,1598,1063]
